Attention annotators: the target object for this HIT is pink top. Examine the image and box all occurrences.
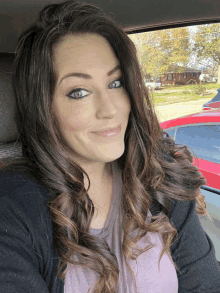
[64,160,178,292]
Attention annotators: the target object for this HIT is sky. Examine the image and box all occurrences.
[188,25,198,34]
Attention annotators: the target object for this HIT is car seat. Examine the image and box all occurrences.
[0,52,22,168]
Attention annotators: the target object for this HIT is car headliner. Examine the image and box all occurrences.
[160,108,220,129]
[0,0,220,53]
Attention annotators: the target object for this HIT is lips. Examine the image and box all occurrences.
[94,124,121,134]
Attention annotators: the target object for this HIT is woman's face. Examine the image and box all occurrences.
[53,33,131,167]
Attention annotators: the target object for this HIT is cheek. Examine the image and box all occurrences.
[57,106,90,132]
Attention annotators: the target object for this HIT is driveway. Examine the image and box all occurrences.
[155,97,211,123]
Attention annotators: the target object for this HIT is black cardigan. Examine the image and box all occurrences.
[0,170,220,293]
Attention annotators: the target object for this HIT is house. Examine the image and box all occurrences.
[160,65,201,86]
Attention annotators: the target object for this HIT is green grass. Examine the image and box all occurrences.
[162,82,220,91]
[151,83,219,105]
[153,93,216,105]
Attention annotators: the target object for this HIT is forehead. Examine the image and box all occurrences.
[52,33,118,75]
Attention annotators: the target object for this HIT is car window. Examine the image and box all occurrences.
[175,124,220,164]
[165,128,176,139]
[128,23,220,122]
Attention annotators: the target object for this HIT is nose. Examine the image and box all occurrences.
[95,90,118,119]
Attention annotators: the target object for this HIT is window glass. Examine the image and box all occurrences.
[167,74,173,80]
[165,129,176,139]
[128,23,220,122]
[175,125,220,164]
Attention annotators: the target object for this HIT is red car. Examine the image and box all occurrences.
[160,109,220,191]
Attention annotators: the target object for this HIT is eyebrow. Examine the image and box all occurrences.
[58,64,121,86]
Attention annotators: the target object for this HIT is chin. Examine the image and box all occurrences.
[99,145,125,162]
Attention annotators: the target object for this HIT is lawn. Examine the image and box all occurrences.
[151,83,220,105]
[161,82,220,91]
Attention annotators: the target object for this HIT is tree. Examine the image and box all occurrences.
[193,24,220,83]
[169,27,191,71]
[129,27,191,80]
[128,32,149,78]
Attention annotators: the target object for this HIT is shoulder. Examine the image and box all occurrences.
[0,168,52,233]
[0,168,49,204]
[150,195,196,228]
[169,198,220,290]
[169,198,195,223]
[0,169,62,291]
[169,197,201,239]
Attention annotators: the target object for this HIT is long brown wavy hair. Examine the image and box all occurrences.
[1,0,210,292]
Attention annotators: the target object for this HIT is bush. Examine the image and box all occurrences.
[182,90,191,94]
[187,79,196,85]
[191,82,206,95]
[175,81,185,85]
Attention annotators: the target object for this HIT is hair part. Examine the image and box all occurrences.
[2,1,210,292]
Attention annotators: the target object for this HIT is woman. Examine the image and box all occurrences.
[0,1,219,292]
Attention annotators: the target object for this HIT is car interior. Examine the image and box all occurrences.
[0,0,219,262]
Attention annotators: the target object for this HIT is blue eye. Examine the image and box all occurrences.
[109,79,123,89]
[67,89,89,100]
[67,78,124,100]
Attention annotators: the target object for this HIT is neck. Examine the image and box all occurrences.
[83,161,112,191]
